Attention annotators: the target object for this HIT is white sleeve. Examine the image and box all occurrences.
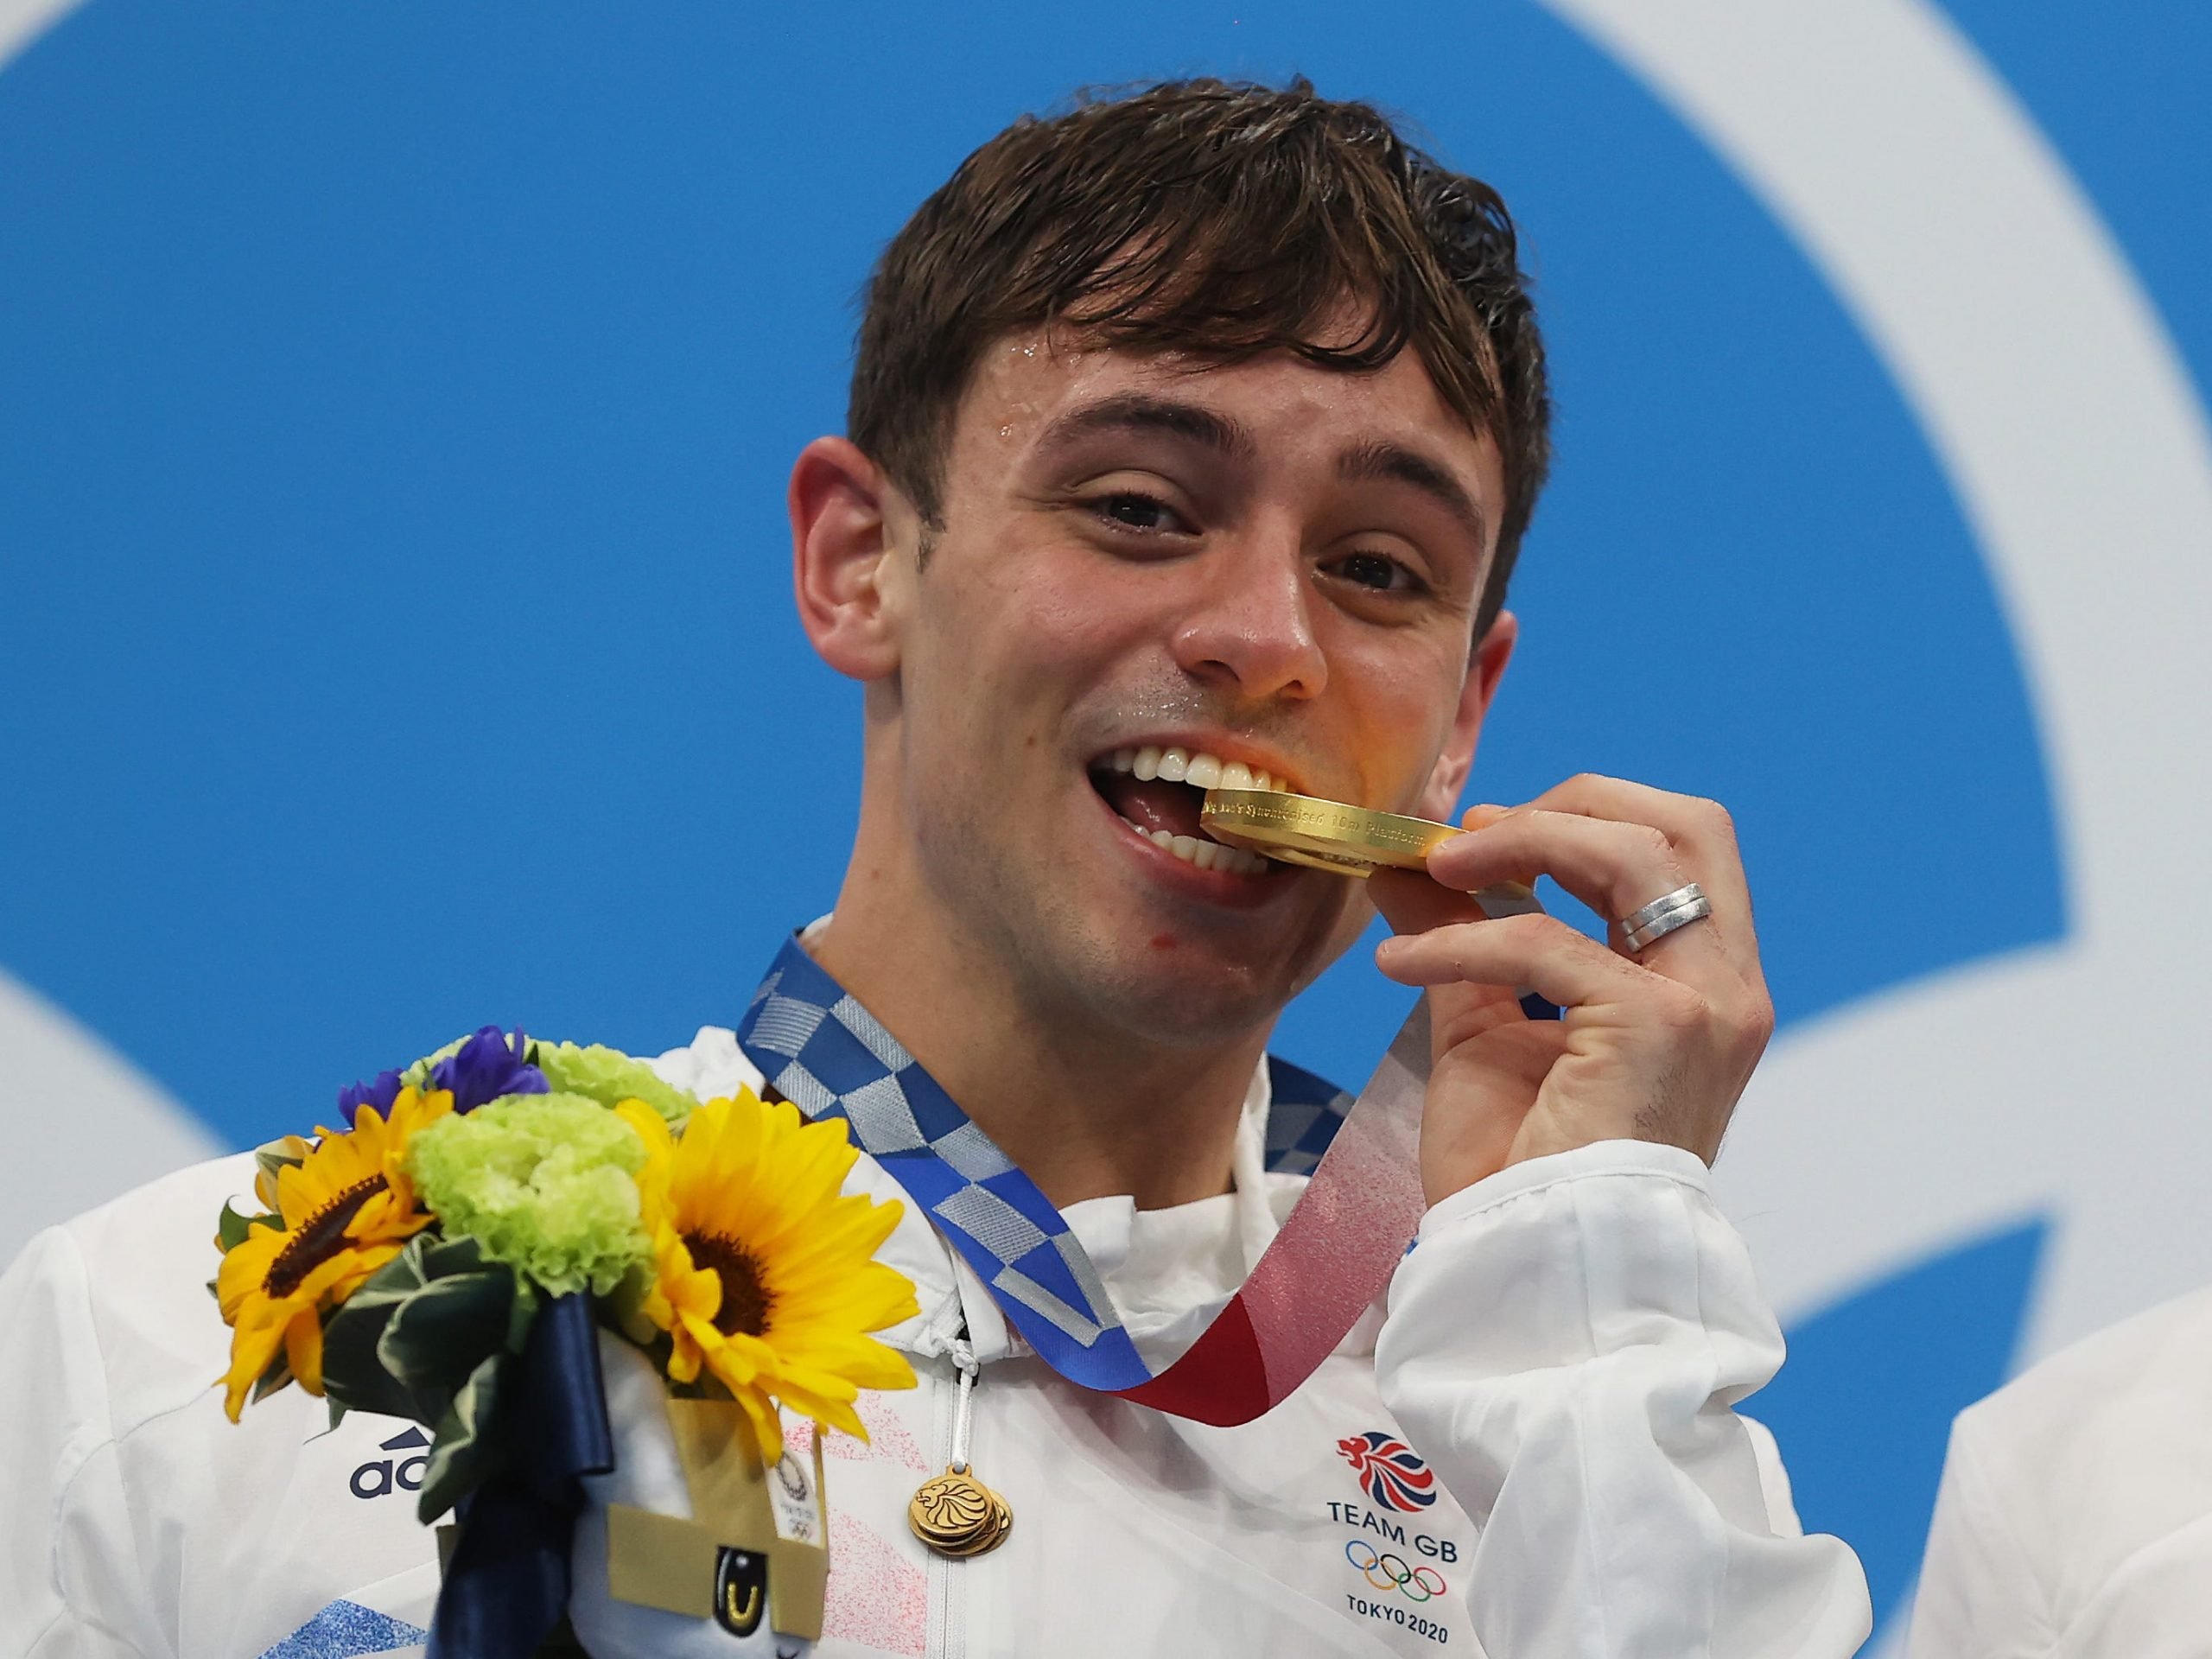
[0,1229,161,1659]
[1374,1141,1871,1658]
[1906,1414,2053,1659]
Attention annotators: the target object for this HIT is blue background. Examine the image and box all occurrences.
[4,1,2201,1642]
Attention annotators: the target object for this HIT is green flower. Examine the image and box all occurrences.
[532,1041,696,1124]
[405,1093,651,1298]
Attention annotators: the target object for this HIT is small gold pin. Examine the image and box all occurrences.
[909,1339,1011,1559]
[908,1465,1012,1558]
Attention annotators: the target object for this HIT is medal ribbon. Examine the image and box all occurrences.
[736,906,1550,1427]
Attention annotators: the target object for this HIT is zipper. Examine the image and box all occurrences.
[925,1332,980,1659]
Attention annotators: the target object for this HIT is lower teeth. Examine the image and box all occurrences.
[1122,817,1268,875]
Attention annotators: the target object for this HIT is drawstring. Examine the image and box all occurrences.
[949,1335,979,1474]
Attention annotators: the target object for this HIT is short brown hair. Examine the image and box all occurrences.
[849,78,1551,636]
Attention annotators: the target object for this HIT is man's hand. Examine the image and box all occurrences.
[1369,774,1774,1207]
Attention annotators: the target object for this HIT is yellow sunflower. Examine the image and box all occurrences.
[618,1090,918,1463]
[215,1086,452,1421]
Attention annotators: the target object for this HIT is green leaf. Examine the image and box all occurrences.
[250,1352,294,1405]
[315,1228,550,1522]
[216,1200,277,1255]
[378,1268,518,1390]
[605,1261,659,1347]
[252,1135,308,1189]
[321,1230,532,1429]
[322,1284,431,1422]
[419,1233,493,1281]
[504,1274,540,1355]
[321,1234,464,1420]
[415,1352,506,1524]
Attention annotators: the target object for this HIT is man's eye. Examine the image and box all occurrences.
[1332,551,1421,593]
[1091,492,1187,533]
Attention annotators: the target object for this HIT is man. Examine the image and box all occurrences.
[1909,1287,2212,1655]
[1,79,1870,1656]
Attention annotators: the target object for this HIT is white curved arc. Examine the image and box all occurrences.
[0,0,81,71]
[1535,0,2212,1363]
[0,966,220,1265]
[1539,0,2212,957]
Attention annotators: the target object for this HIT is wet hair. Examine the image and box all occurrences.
[848,77,1551,635]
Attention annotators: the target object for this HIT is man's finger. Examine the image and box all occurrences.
[1369,866,1487,936]
[1423,806,1744,989]
[1426,806,1687,924]
[1369,870,1539,1036]
[1522,773,1758,940]
[1376,910,1673,1015]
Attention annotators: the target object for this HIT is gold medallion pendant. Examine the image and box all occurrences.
[915,1338,1007,1558]
[908,1465,1013,1558]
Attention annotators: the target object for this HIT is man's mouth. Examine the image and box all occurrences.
[1086,746,1287,876]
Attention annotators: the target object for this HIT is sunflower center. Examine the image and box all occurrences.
[685,1230,774,1337]
[265,1177,385,1299]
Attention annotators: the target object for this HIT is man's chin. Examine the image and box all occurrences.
[1061,926,1332,1052]
[952,826,1361,1046]
[1088,978,1287,1051]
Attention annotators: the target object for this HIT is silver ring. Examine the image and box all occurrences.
[1616,882,1713,953]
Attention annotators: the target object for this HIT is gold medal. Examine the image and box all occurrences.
[939,1489,1012,1558]
[1201,787,1510,882]
[908,1466,1013,1558]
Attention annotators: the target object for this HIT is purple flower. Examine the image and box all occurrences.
[430,1025,549,1114]
[336,1068,404,1128]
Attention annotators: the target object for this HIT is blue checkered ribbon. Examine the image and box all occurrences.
[734,937,1354,1389]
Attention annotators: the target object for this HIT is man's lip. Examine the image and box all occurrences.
[1083,734,1315,797]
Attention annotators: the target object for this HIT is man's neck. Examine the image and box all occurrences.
[806,899,1267,1214]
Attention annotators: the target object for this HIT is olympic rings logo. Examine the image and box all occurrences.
[1344,1540,1448,1602]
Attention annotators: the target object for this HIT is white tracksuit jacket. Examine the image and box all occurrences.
[0,1027,1870,1658]
[1909,1284,2212,1657]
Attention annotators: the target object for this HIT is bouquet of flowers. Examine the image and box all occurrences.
[211,1025,918,1655]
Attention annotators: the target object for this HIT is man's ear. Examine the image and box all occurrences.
[1416,610,1517,821]
[791,435,910,682]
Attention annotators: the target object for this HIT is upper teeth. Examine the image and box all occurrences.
[1109,747,1289,794]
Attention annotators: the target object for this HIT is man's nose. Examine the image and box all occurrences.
[1167,531,1327,702]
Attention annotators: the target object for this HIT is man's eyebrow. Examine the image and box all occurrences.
[1032,392,1256,461]
[1337,439,1490,545]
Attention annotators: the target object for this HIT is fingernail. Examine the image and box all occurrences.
[1459,804,1508,830]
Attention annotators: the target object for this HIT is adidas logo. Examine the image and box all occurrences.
[349,1425,429,1500]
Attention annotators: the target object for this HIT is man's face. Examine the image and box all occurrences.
[871,332,1512,1047]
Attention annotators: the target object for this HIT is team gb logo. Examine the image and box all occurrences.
[1335,1431,1437,1512]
